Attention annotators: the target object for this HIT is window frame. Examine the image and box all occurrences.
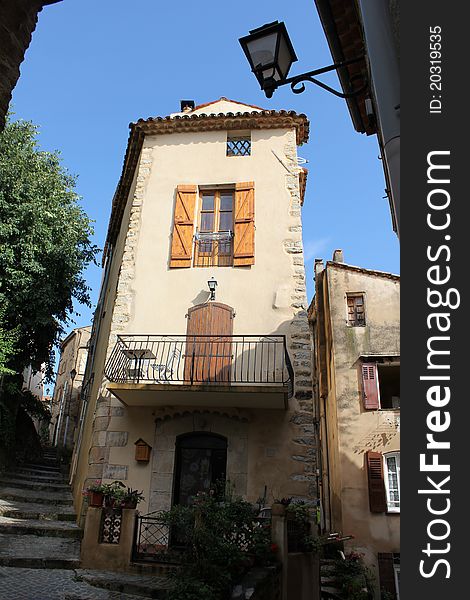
[194,188,234,267]
[361,359,400,411]
[346,292,366,327]
[383,451,400,513]
[226,131,251,157]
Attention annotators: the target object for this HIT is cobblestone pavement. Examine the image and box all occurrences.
[0,567,147,600]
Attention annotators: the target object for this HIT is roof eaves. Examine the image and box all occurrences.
[326,260,400,281]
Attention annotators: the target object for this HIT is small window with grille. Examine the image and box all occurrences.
[346,293,366,326]
[227,132,251,157]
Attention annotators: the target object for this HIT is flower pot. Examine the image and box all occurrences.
[271,503,286,516]
[88,491,104,507]
[120,500,137,509]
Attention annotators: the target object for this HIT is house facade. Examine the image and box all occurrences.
[51,325,91,450]
[309,251,400,599]
[69,98,317,522]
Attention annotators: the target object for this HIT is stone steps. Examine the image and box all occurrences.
[0,485,73,505]
[0,498,76,521]
[5,470,66,484]
[0,533,80,569]
[76,569,171,598]
[0,476,70,492]
[0,515,82,539]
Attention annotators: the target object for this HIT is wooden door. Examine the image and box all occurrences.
[184,302,234,383]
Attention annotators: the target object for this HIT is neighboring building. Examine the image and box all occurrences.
[51,326,91,450]
[309,250,400,599]
[313,0,400,235]
[0,0,62,130]
[69,98,317,523]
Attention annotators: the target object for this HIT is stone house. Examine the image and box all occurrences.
[69,98,317,526]
[309,250,400,599]
[51,325,91,450]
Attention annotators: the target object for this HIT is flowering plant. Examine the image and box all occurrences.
[83,480,107,495]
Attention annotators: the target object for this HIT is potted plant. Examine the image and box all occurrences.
[120,487,145,509]
[83,481,106,507]
[271,496,292,516]
[102,481,126,508]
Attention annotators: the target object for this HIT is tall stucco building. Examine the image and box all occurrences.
[309,250,400,599]
[70,98,317,522]
[51,325,91,450]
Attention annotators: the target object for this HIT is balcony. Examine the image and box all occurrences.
[105,335,294,409]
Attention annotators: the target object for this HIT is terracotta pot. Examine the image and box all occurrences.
[88,491,104,507]
[120,500,137,509]
[271,503,286,516]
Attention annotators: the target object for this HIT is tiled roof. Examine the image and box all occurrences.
[102,105,310,263]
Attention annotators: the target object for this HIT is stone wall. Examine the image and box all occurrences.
[0,1,60,130]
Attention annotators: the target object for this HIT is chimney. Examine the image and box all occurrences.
[314,259,324,278]
[332,249,344,263]
[180,100,195,112]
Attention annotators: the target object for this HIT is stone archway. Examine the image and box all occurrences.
[148,411,248,513]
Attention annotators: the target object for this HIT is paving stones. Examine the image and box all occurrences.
[0,567,149,600]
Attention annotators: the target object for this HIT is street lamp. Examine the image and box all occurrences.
[239,20,367,99]
[207,277,218,301]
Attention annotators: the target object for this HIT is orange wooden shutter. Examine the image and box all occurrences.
[362,363,380,409]
[170,185,197,268]
[366,451,387,513]
[233,182,255,266]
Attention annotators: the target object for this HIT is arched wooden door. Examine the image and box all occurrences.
[184,302,234,383]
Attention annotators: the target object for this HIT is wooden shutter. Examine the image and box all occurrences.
[170,185,197,268]
[233,182,255,266]
[377,553,397,598]
[366,451,387,513]
[362,363,380,409]
[184,303,234,383]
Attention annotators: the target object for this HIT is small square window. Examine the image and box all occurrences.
[227,133,251,156]
[347,293,366,326]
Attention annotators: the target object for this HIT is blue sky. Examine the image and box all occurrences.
[11,0,399,342]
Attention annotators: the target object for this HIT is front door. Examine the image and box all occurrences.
[184,302,234,383]
[173,433,228,506]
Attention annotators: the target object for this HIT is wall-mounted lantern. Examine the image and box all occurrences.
[134,438,152,462]
[239,20,367,99]
[207,276,218,301]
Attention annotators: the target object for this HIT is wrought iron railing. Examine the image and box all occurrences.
[105,334,294,396]
[193,231,233,267]
[132,513,180,564]
[132,511,272,564]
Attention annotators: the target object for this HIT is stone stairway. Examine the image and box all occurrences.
[0,447,82,569]
[320,558,343,599]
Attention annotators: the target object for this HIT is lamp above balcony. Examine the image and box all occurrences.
[207,276,218,301]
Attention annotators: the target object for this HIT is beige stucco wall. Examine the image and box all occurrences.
[71,105,316,522]
[324,263,400,593]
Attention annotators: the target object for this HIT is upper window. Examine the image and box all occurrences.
[384,452,400,512]
[346,293,365,326]
[227,132,251,157]
[194,190,234,267]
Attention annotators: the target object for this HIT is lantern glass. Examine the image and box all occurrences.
[240,21,297,91]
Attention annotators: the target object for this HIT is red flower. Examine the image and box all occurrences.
[270,543,279,553]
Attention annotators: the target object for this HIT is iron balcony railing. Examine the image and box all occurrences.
[105,334,294,396]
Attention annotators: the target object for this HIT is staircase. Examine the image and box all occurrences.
[0,447,82,569]
[320,558,343,599]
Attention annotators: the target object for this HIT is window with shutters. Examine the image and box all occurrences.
[170,183,255,269]
[384,452,400,512]
[346,293,365,326]
[361,361,400,410]
[194,189,234,267]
